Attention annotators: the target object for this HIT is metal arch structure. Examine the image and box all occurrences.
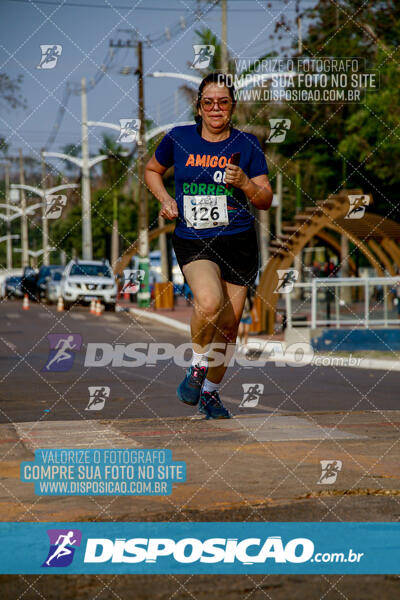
[313,229,357,275]
[257,189,400,333]
[112,190,400,335]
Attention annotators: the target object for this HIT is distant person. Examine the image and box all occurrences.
[312,260,321,278]
[238,289,255,350]
[392,276,400,318]
[324,259,337,326]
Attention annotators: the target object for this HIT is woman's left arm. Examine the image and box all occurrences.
[225,164,273,210]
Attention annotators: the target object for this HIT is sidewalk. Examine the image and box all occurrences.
[118,295,285,341]
[118,296,400,371]
[2,411,400,599]
[1,410,400,523]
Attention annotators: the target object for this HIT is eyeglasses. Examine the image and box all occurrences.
[200,97,233,111]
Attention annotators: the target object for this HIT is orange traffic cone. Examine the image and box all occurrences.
[22,294,29,310]
[95,300,102,316]
[57,296,64,312]
[90,298,96,314]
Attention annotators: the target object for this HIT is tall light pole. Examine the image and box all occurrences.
[43,151,108,260]
[10,182,78,265]
[0,161,12,269]
[0,234,19,245]
[45,78,107,261]
[0,195,43,270]
[81,77,92,260]
[41,149,49,265]
[221,0,228,73]
[18,149,29,267]
[111,33,151,306]
[136,40,150,307]
[14,247,56,268]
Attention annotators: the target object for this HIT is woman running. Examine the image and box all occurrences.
[145,72,272,419]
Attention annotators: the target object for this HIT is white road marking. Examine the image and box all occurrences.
[14,420,141,450]
[213,415,365,441]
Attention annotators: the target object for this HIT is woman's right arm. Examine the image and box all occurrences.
[144,155,178,220]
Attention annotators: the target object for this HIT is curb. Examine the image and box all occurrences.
[127,307,399,372]
[128,307,191,334]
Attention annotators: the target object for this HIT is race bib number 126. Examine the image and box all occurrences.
[183,195,229,229]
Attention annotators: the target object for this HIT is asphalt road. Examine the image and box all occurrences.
[0,299,398,423]
[1,299,400,599]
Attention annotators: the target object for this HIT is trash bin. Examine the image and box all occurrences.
[154,281,174,310]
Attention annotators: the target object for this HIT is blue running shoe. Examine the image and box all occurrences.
[199,389,231,419]
[177,364,208,406]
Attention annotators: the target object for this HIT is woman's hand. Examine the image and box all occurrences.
[159,196,179,220]
[225,163,249,189]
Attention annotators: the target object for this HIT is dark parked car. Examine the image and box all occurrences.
[35,265,63,301]
[20,267,37,300]
[5,276,23,299]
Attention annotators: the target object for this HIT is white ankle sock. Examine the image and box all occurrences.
[202,378,219,394]
[192,350,208,367]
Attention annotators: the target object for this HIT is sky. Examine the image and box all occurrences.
[0,0,310,166]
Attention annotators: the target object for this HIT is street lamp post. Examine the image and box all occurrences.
[0,161,12,269]
[18,149,29,268]
[81,77,92,261]
[0,233,19,264]
[44,76,108,260]
[10,182,78,266]
[14,247,57,268]
[1,192,43,268]
[43,152,108,260]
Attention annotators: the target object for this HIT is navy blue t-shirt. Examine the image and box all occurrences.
[155,124,268,239]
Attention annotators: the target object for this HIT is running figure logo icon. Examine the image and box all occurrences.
[42,334,82,372]
[317,460,343,484]
[267,119,291,143]
[345,195,370,219]
[117,119,140,143]
[274,269,299,294]
[45,194,67,219]
[191,45,215,69]
[239,383,264,408]
[42,529,82,567]
[85,386,110,411]
[37,45,62,69]
[122,269,145,294]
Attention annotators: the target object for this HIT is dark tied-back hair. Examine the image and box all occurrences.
[195,72,236,124]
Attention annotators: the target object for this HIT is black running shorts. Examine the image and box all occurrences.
[172,226,259,287]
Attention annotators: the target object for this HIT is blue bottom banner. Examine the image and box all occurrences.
[0,522,399,574]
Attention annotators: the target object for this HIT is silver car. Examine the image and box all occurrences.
[45,268,64,304]
[60,259,117,311]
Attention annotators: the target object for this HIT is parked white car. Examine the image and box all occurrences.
[60,259,117,311]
